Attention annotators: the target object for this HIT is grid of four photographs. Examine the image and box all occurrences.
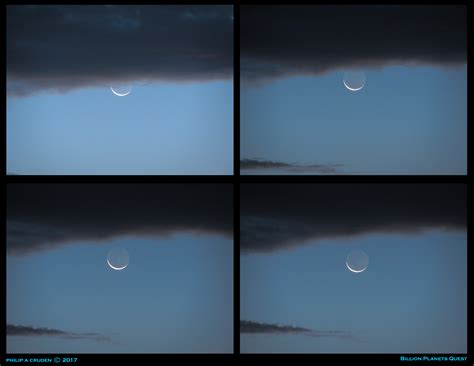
[4,3,470,366]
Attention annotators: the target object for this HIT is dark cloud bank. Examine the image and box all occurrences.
[7,184,233,255]
[240,320,355,340]
[241,184,466,253]
[241,5,466,83]
[7,5,233,96]
[7,324,108,342]
[240,159,344,174]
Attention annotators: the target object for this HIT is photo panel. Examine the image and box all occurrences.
[240,184,467,353]
[6,183,233,353]
[7,5,234,175]
[240,5,467,175]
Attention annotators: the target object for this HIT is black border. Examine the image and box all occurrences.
[3,1,472,365]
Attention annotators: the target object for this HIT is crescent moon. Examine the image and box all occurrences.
[107,257,127,270]
[343,80,364,92]
[346,261,366,273]
[110,87,131,97]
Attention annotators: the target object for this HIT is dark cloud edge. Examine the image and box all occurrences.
[240,225,466,254]
[7,226,233,256]
[240,59,467,85]
[7,74,234,98]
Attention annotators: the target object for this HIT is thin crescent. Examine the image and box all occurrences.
[343,80,364,92]
[107,257,127,270]
[110,87,131,97]
[346,261,366,273]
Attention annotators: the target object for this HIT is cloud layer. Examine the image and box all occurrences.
[240,159,344,174]
[7,324,108,342]
[241,184,466,253]
[240,320,354,340]
[7,5,233,96]
[241,5,466,82]
[7,184,233,255]
[241,320,311,334]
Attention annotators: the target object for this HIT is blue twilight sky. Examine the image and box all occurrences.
[241,65,466,175]
[7,81,233,175]
[8,234,233,353]
[241,230,467,353]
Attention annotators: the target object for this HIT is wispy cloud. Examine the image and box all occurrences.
[240,159,344,174]
[240,320,356,340]
[7,324,109,342]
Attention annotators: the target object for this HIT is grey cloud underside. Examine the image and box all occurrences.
[7,324,109,342]
[7,184,233,255]
[240,159,344,174]
[240,321,355,340]
[7,5,233,96]
[241,5,466,82]
[241,184,466,253]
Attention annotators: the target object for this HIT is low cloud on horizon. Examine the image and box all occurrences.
[7,324,109,342]
[240,159,345,174]
[240,320,356,340]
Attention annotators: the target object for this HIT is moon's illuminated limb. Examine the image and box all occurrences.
[346,261,366,273]
[107,257,127,270]
[346,249,369,273]
[343,79,364,91]
[110,87,131,97]
[107,247,129,270]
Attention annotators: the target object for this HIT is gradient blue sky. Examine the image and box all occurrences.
[240,231,467,353]
[241,230,466,353]
[8,234,233,353]
[241,65,466,175]
[7,81,233,175]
